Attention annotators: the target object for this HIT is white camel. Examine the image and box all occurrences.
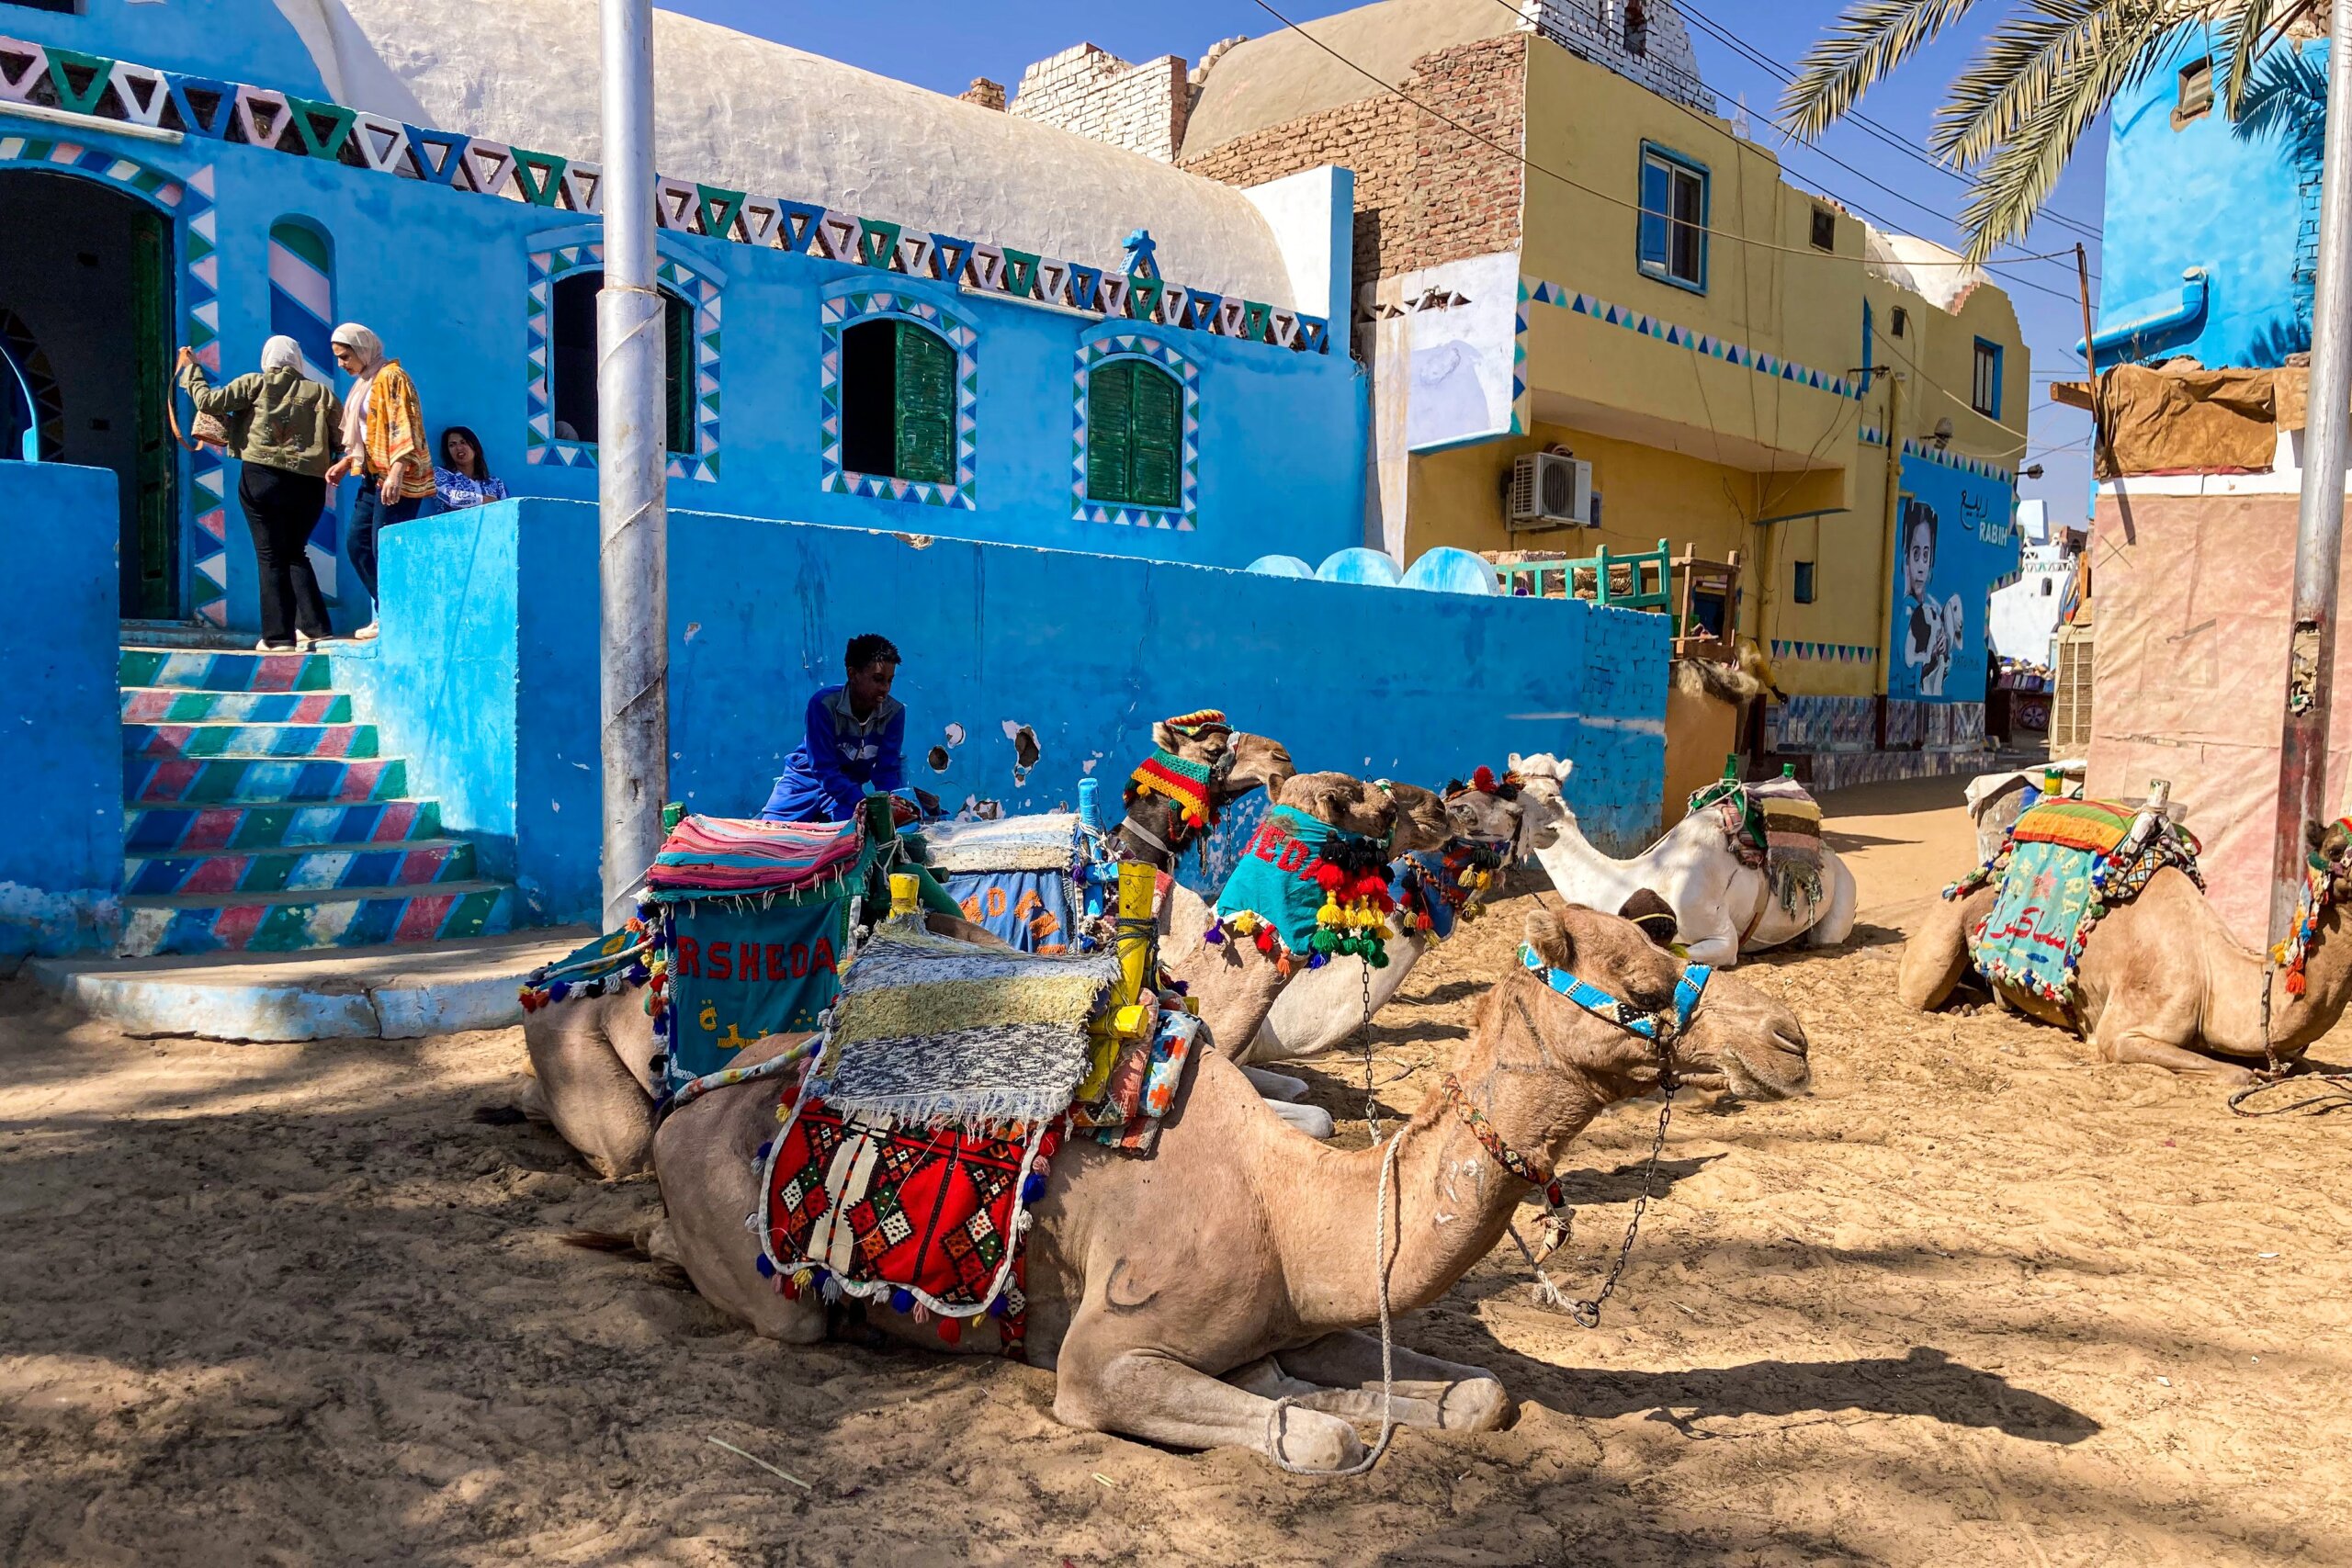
[1509,752,1857,967]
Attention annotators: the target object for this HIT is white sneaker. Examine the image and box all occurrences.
[353,622,379,642]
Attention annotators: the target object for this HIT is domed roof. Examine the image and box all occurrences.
[284,0,1303,305]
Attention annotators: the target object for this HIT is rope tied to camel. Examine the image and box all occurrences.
[1267,1131,1404,1477]
[2242,820,2352,1117]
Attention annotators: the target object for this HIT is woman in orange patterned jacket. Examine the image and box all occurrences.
[324,322,435,642]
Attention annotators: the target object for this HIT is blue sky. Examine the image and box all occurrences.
[664,0,2100,529]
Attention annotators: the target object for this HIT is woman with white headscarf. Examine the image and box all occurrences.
[323,322,434,641]
[175,334,343,651]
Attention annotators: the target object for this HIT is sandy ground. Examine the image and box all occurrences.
[5,774,2351,1565]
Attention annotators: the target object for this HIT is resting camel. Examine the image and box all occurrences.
[1510,753,1858,966]
[1240,780,1544,1072]
[518,723,1295,1178]
[1900,818,2352,1085]
[1161,773,1453,1069]
[648,901,1811,1468]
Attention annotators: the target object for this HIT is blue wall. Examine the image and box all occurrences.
[361,501,1668,924]
[2100,28,2324,368]
[1888,455,2017,705]
[0,6,1365,636]
[0,463,122,957]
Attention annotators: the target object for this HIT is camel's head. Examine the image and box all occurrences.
[1379,780,1457,854]
[2307,818,2352,905]
[1277,772,1396,840]
[1502,753,1574,852]
[1516,903,1810,1102]
[1222,730,1296,805]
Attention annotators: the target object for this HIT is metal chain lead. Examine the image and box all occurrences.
[1565,1077,1675,1328]
[1358,958,1380,1140]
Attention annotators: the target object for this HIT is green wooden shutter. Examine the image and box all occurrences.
[1128,364,1182,508]
[1085,359,1136,502]
[893,323,956,484]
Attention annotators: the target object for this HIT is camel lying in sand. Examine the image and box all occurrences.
[1510,753,1857,966]
[648,902,1810,1468]
[520,723,1294,1178]
[1239,780,1542,1072]
[1900,820,2352,1085]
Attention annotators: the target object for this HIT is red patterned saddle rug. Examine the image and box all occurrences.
[756,1099,1059,1358]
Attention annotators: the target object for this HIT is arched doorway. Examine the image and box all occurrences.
[0,169,177,617]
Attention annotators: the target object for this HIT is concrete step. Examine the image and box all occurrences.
[31,926,593,1042]
[119,647,333,694]
[119,619,259,652]
[122,687,356,724]
[119,880,518,958]
[124,755,408,807]
[124,798,446,856]
[125,837,479,897]
[123,721,380,761]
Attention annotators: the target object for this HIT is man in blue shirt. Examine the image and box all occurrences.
[760,634,914,824]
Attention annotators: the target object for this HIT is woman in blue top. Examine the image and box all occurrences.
[431,425,509,512]
[761,634,914,824]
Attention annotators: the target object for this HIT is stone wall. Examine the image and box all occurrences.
[1010,43,1190,164]
[1181,35,1528,293]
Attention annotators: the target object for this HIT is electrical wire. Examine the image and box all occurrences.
[1470,0,2095,301]
[1242,0,2070,271]
[1672,0,2107,243]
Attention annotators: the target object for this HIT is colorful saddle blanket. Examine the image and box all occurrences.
[810,925,1123,1132]
[518,924,651,1011]
[645,814,865,900]
[1211,804,1395,964]
[922,813,1090,954]
[1690,776,1825,912]
[759,1101,1059,1355]
[1956,797,2201,1007]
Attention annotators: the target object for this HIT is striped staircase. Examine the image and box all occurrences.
[118,645,518,958]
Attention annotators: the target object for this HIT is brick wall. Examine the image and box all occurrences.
[1009,43,1189,164]
[1181,34,1528,291]
[957,77,1007,112]
[1524,0,1713,115]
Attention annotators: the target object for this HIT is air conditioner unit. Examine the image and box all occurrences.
[1508,452,1593,530]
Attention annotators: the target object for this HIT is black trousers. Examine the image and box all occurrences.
[239,463,331,646]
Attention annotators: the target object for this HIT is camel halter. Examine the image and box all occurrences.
[1453,947,1714,1328]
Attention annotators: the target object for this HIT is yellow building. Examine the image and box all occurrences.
[1174,0,2030,705]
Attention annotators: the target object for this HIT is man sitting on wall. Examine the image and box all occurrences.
[760,633,917,826]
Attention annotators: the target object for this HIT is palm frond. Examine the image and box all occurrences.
[2221,0,2283,118]
[1928,0,2105,168]
[1778,0,1987,141]
[1955,7,2179,258]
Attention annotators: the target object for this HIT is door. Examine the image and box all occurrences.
[129,205,176,618]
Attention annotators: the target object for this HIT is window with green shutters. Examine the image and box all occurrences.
[839,317,957,484]
[1086,358,1182,509]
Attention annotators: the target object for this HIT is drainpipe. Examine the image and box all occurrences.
[597,0,670,929]
[1871,370,1905,697]
[2263,0,2352,1032]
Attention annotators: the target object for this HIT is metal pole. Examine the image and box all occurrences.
[2265,0,2352,988]
[597,0,669,928]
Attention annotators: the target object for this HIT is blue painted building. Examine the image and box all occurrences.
[0,1,1680,957]
[0,0,1362,633]
[2092,24,2326,368]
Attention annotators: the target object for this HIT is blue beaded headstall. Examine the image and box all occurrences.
[1518,944,1713,1043]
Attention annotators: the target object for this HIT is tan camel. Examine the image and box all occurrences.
[1161,773,1453,1070]
[1898,820,2352,1084]
[517,725,1293,1178]
[1242,782,1539,1072]
[647,902,1810,1468]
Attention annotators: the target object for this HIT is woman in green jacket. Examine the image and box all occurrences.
[175,336,344,650]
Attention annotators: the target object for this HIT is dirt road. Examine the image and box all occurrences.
[3,779,2347,1565]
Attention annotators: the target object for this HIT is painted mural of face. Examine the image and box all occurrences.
[1905,523,1935,600]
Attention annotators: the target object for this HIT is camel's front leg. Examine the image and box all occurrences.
[1805,852,1859,948]
[1896,887,1991,1012]
[1258,1330,1511,1432]
[1053,1346,1366,1470]
[2095,1028,2258,1087]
